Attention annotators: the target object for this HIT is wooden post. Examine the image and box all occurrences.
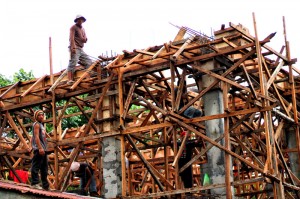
[52,93,59,189]
[49,37,53,85]
[223,82,232,198]
[118,73,127,197]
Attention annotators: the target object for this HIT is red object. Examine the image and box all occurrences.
[181,131,186,137]
[9,170,28,183]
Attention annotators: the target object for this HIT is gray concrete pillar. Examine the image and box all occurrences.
[200,60,234,198]
[286,127,300,179]
[102,136,122,198]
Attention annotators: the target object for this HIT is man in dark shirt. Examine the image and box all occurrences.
[178,131,201,189]
[69,161,99,197]
[67,15,93,85]
[31,110,49,190]
[174,85,203,119]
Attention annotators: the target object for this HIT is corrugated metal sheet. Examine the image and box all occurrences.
[0,180,93,199]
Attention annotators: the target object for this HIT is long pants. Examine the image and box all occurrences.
[80,173,97,193]
[31,150,49,189]
[67,48,92,72]
[179,160,193,188]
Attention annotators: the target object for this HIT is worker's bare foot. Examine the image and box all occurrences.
[90,191,100,197]
[67,80,74,85]
[32,184,43,189]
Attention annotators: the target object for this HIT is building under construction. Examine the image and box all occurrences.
[0,16,299,199]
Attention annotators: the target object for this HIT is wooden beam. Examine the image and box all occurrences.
[193,65,276,102]
[70,60,100,90]
[266,61,284,89]
[0,81,19,99]
[122,79,137,120]
[172,131,189,167]
[178,49,256,115]
[230,22,288,62]
[126,134,165,192]
[2,156,23,183]
[21,75,47,98]
[5,112,30,151]
[48,70,67,93]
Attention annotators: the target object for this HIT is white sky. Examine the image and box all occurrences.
[0,0,299,79]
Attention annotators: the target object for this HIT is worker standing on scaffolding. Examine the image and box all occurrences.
[31,110,50,190]
[67,14,92,85]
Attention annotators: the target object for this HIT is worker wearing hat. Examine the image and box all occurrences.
[69,161,99,197]
[31,110,50,190]
[67,14,92,85]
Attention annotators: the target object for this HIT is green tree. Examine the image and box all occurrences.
[1,69,35,137]
[13,68,35,82]
[0,74,12,87]
[2,70,90,133]
[0,68,35,88]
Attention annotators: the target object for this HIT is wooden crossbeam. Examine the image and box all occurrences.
[126,134,165,192]
[70,60,100,90]
[192,65,277,102]
[48,70,67,93]
[178,49,256,115]
[230,22,288,62]
[5,112,30,151]
[0,81,19,99]
[58,73,114,189]
[121,79,137,120]
[21,75,47,98]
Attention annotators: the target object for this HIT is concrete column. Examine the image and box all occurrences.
[286,127,300,179]
[200,60,234,198]
[100,91,122,198]
[102,136,122,198]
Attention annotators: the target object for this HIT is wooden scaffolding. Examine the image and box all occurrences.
[0,16,300,198]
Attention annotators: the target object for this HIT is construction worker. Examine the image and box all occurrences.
[69,161,99,197]
[31,110,50,190]
[178,131,201,189]
[67,14,92,85]
[174,84,203,119]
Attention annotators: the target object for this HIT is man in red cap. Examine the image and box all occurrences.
[31,110,49,190]
[67,14,92,85]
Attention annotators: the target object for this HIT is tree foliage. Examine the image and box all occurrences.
[0,74,12,87]
[13,68,35,82]
[1,70,90,134]
[0,68,35,88]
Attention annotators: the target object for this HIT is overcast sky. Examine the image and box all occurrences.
[1,0,299,79]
